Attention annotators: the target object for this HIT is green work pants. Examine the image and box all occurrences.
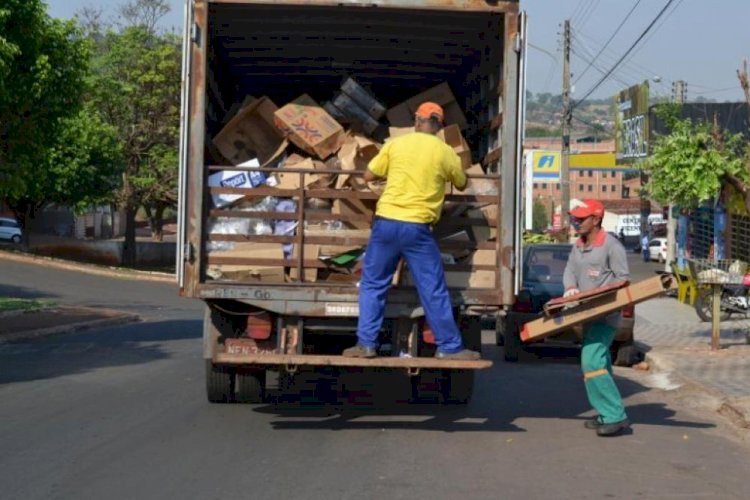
[581,320,628,424]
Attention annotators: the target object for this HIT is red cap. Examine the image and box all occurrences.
[415,102,444,122]
[569,199,604,219]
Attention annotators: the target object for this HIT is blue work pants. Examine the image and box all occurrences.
[356,218,464,354]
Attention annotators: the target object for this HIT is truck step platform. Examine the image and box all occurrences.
[213,353,492,370]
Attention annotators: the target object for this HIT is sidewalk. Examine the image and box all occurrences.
[635,296,750,428]
[0,306,140,343]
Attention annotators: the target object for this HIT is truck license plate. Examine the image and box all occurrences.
[325,303,359,316]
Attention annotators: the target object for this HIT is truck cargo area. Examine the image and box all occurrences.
[204,3,505,154]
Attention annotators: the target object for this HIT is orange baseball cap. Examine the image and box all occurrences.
[415,102,444,122]
[569,199,605,219]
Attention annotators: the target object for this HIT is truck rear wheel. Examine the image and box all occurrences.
[439,369,474,404]
[206,360,233,403]
[461,315,482,352]
[236,369,266,403]
[502,317,521,362]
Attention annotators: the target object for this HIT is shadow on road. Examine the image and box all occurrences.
[0,283,59,300]
[0,319,201,385]
[247,343,715,434]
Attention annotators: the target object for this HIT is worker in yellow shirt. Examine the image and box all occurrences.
[343,102,479,360]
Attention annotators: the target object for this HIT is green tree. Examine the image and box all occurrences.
[87,20,181,262]
[641,106,746,210]
[45,109,124,211]
[0,0,90,228]
[532,199,550,232]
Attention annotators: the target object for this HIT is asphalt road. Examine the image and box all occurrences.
[1,258,749,499]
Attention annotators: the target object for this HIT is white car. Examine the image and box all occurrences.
[0,217,22,243]
[648,237,668,263]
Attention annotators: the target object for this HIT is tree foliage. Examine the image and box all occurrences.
[86,17,181,256]
[532,199,550,232]
[640,105,746,210]
[0,0,90,209]
[45,109,124,212]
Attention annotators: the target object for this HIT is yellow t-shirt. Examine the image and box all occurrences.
[367,132,466,224]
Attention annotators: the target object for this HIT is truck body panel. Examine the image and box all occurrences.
[179,1,525,388]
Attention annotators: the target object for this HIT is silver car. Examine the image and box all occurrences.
[0,217,22,243]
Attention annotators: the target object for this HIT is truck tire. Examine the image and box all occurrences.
[439,369,474,404]
[495,315,506,346]
[502,318,521,362]
[461,315,482,352]
[206,360,233,403]
[236,369,265,403]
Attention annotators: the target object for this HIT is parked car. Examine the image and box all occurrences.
[497,243,637,365]
[648,237,668,263]
[0,217,22,243]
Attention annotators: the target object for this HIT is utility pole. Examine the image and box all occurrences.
[561,19,572,232]
[666,80,687,271]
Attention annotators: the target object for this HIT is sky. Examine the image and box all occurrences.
[47,0,750,102]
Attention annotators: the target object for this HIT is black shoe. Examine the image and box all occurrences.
[596,418,631,436]
[584,416,603,430]
[342,343,377,358]
[435,349,480,361]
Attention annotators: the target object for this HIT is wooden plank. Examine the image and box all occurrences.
[214,352,492,370]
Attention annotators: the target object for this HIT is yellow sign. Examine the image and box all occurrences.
[531,151,560,180]
[569,152,616,169]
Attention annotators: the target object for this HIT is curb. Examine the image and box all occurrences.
[644,350,750,430]
[0,249,175,284]
[0,309,141,344]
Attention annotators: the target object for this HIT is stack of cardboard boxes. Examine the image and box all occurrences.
[206,79,498,286]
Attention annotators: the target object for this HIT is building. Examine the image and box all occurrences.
[533,168,628,202]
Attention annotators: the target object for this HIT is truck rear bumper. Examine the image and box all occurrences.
[213,352,492,371]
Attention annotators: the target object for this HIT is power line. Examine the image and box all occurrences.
[573,0,678,108]
[572,33,642,86]
[574,30,667,84]
[574,32,674,97]
[576,0,601,33]
[573,0,643,85]
[622,0,685,66]
[570,0,593,25]
[571,47,630,89]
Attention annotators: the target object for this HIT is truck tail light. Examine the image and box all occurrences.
[419,318,436,344]
[246,311,272,340]
[622,305,635,318]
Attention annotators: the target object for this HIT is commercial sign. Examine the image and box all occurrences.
[614,81,649,164]
[531,151,561,181]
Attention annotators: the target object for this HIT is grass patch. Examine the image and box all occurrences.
[0,297,56,313]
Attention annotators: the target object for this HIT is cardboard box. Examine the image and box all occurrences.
[207,162,266,207]
[438,125,472,170]
[520,276,671,342]
[341,76,386,119]
[305,228,371,255]
[272,154,330,191]
[208,243,285,282]
[274,94,346,159]
[463,164,498,197]
[335,133,381,190]
[213,97,287,165]
[289,244,320,282]
[332,198,374,230]
[403,249,496,289]
[388,127,414,139]
[386,83,467,129]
